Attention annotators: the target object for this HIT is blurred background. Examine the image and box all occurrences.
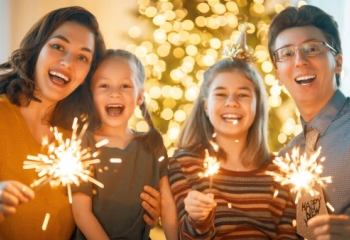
[1,0,349,238]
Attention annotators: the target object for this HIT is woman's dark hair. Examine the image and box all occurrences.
[0,6,106,129]
[268,5,342,86]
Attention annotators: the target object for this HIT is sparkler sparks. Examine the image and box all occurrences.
[267,147,332,204]
[23,117,107,203]
[198,139,220,189]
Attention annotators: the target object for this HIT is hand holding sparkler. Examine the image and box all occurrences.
[0,181,34,221]
[184,190,217,223]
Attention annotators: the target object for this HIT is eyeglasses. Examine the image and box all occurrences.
[273,41,337,62]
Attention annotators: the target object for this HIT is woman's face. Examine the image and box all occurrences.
[34,21,95,104]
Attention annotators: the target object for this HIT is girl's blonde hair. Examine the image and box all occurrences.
[176,58,270,168]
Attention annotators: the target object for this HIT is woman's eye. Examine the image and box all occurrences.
[99,84,108,88]
[52,44,63,51]
[77,55,88,62]
[122,84,132,88]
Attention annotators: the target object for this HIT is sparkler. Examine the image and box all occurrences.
[199,139,220,189]
[23,117,107,203]
[267,147,332,204]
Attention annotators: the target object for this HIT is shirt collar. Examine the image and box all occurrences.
[301,89,347,136]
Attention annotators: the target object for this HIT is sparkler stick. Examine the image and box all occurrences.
[23,117,108,203]
[267,147,332,204]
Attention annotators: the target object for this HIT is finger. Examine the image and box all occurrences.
[143,213,157,229]
[140,192,158,210]
[143,185,161,201]
[141,199,159,220]
[188,191,216,205]
[0,203,17,217]
[12,181,35,201]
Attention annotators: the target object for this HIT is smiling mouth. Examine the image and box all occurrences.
[106,104,124,116]
[222,114,242,123]
[49,71,70,85]
[295,75,316,85]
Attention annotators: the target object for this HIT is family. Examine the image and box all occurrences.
[0,4,349,240]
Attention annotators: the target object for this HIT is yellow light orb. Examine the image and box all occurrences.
[264,74,275,86]
[171,87,183,100]
[128,26,141,38]
[136,120,149,132]
[149,86,162,99]
[153,14,166,26]
[261,61,273,73]
[167,127,180,141]
[153,29,167,43]
[278,133,287,144]
[188,33,201,45]
[213,3,226,14]
[185,86,199,101]
[162,85,172,98]
[182,20,194,31]
[185,45,198,56]
[173,47,185,59]
[161,108,174,121]
[197,3,210,13]
[174,110,187,122]
[195,16,206,27]
[145,6,157,18]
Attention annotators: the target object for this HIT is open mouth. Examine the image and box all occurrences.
[106,104,124,116]
[49,70,70,85]
[222,114,242,124]
[295,75,316,85]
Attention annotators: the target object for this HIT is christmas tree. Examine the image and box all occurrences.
[126,0,307,154]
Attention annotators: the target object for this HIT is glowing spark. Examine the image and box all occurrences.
[292,219,297,228]
[273,190,279,198]
[326,202,334,212]
[23,117,107,203]
[158,156,165,162]
[198,140,220,189]
[42,213,50,231]
[267,147,332,204]
[228,203,232,208]
[233,120,238,125]
[110,158,122,163]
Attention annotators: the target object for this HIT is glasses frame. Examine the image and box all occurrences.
[273,41,337,62]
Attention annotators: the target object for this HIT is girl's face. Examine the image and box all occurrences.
[91,58,143,131]
[34,21,95,104]
[204,70,257,139]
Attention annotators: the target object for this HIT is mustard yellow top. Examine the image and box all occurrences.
[0,95,75,240]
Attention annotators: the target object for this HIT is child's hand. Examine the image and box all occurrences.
[140,185,161,228]
[184,190,217,222]
[0,181,35,221]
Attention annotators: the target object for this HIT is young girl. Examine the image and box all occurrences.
[168,57,297,239]
[0,6,106,239]
[71,49,178,240]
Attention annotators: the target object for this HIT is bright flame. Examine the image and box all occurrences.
[267,147,332,204]
[198,138,220,188]
[23,117,107,203]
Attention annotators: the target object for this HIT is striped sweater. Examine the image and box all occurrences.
[168,153,297,240]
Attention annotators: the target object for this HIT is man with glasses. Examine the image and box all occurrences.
[268,5,350,239]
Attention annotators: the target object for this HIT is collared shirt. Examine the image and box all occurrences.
[279,89,350,215]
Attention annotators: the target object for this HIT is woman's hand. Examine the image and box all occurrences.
[0,181,34,222]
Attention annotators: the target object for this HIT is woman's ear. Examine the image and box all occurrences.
[137,90,144,106]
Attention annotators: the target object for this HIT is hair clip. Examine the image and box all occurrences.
[223,23,256,62]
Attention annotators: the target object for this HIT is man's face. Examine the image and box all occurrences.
[273,26,342,120]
